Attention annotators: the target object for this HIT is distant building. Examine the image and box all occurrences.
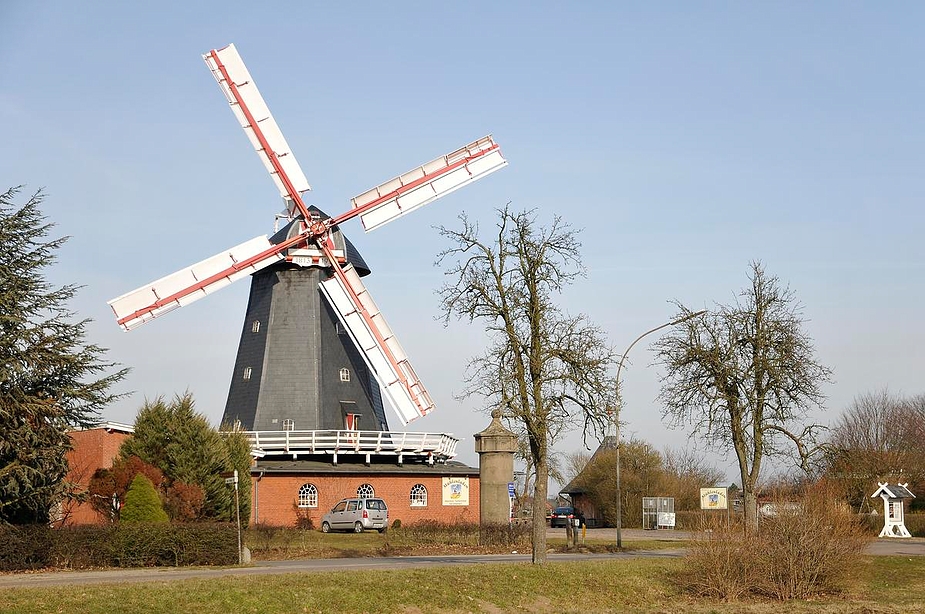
[558,436,617,527]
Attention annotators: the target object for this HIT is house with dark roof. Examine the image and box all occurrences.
[558,435,617,527]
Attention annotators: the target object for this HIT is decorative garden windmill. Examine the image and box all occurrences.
[108,44,506,436]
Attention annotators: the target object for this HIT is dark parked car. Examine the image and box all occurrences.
[549,506,575,528]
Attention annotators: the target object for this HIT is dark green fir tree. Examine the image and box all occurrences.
[0,186,128,524]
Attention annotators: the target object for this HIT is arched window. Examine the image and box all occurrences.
[357,483,375,499]
[297,483,317,508]
[410,484,427,507]
[340,368,350,382]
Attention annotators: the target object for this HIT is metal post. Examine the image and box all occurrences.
[234,470,242,565]
[614,310,706,548]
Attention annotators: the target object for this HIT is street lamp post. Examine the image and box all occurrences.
[614,310,706,548]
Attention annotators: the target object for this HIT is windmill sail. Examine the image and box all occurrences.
[109,235,289,330]
[204,43,311,216]
[319,263,435,425]
[349,135,507,232]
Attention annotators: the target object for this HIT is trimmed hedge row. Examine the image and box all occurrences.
[0,523,238,571]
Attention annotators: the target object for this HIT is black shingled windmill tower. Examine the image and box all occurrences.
[109,43,506,439]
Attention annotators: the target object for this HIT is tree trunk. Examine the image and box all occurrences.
[532,457,549,564]
[743,485,759,534]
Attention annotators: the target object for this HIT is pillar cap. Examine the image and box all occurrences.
[474,409,518,453]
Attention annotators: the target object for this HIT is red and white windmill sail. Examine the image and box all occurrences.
[108,43,507,425]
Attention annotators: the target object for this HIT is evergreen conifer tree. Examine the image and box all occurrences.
[0,186,128,524]
[120,394,251,523]
[120,474,168,523]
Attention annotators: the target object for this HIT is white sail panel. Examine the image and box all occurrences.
[319,264,435,424]
[109,235,282,331]
[351,135,507,232]
[204,44,310,212]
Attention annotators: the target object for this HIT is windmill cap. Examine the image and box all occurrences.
[270,207,372,276]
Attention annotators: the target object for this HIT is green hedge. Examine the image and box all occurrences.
[0,523,238,571]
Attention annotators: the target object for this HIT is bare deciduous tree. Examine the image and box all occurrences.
[653,262,831,533]
[437,206,614,563]
[825,390,925,510]
[662,447,725,511]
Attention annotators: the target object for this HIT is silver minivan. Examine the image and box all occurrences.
[321,498,388,533]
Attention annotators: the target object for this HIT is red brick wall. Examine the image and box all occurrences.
[60,428,130,525]
[252,472,481,527]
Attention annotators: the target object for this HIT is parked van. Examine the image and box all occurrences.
[321,498,389,533]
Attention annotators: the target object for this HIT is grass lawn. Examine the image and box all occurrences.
[245,526,684,559]
[1,556,923,613]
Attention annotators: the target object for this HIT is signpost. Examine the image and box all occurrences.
[222,470,242,564]
[700,486,730,528]
[508,482,515,523]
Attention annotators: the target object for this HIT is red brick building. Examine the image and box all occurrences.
[58,422,134,525]
[251,459,479,526]
[62,424,483,528]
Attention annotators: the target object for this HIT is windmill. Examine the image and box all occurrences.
[108,44,506,443]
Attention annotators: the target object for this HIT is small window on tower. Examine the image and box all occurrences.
[336,322,346,335]
[282,419,295,431]
[252,321,260,333]
[243,367,252,381]
[340,368,350,382]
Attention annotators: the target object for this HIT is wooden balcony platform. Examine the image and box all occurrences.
[241,430,459,464]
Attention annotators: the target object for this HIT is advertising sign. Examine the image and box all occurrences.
[658,512,676,527]
[442,476,470,506]
[700,487,728,510]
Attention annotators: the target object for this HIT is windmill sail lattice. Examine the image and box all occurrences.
[108,43,506,429]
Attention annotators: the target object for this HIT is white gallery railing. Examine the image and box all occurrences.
[244,430,459,462]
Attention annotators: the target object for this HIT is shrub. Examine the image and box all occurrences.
[164,481,205,521]
[858,511,925,537]
[385,519,530,548]
[0,524,55,571]
[293,503,315,531]
[0,523,237,571]
[905,513,925,537]
[250,523,281,552]
[677,489,872,600]
[479,522,532,547]
[121,474,168,523]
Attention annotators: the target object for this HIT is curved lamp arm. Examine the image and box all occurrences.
[613,309,706,548]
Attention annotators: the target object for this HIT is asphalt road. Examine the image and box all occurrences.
[0,530,921,589]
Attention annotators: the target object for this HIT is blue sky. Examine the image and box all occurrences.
[2,2,923,483]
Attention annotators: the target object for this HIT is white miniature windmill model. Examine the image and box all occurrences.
[108,44,506,429]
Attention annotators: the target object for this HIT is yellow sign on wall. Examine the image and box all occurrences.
[700,487,728,510]
[442,477,470,506]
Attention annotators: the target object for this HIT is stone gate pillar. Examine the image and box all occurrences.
[474,409,518,526]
